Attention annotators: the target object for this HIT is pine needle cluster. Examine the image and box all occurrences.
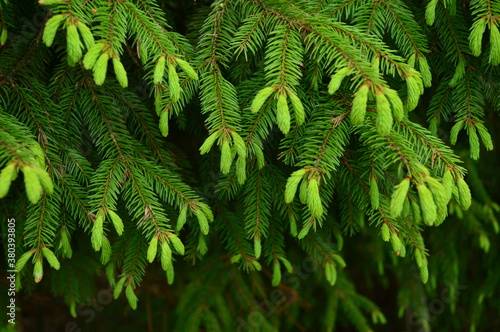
[0,0,499,331]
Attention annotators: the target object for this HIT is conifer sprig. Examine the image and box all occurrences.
[1,1,499,330]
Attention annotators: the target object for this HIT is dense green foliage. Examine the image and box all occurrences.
[1,0,499,331]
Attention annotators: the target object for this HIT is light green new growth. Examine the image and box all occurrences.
[77,21,94,50]
[390,178,410,218]
[83,43,106,70]
[147,236,159,262]
[375,91,393,136]
[175,58,199,80]
[276,93,290,134]
[328,67,351,95]
[22,165,41,204]
[285,169,306,203]
[0,163,16,198]
[154,56,166,84]
[351,84,369,125]
[307,177,323,218]
[425,0,438,25]
[112,57,128,88]
[66,23,82,66]
[288,89,305,125]
[93,53,109,85]
[43,14,66,47]
[469,19,487,56]
[417,184,437,226]
[251,87,275,114]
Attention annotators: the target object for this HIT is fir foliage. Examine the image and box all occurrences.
[1,0,499,331]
